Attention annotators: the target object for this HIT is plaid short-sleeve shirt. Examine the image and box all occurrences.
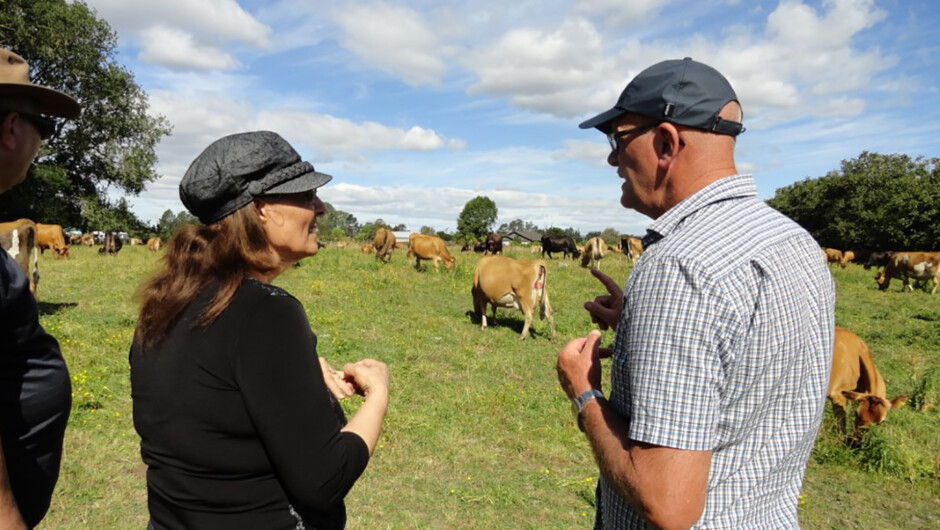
[596,174,835,529]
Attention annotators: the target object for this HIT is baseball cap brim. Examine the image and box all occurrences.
[578,106,626,134]
[0,84,81,119]
[263,170,332,195]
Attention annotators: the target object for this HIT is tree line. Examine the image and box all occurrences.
[766,152,940,251]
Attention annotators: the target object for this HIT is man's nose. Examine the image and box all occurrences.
[607,149,618,167]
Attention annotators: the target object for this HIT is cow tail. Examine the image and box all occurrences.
[538,264,548,320]
[32,245,39,293]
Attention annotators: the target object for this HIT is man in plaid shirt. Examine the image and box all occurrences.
[557,58,835,528]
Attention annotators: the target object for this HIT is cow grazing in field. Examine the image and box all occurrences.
[828,327,907,434]
[0,219,40,295]
[530,244,541,254]
[540,235,580,260]
[823,248,843,265]
[99,232,123,255]
[373,227,395,263]
[620,235,644,263]
[361,243,374,254]
[864,251,892,271]
[129,237,143,246]
[839,250,854,269]
[472,256,554,339]
[407,233,455,272]
[147,237,163,252]
[68,234,82,245]
[580,236,606,270]
[81,233,94,246]
[36,223,69,259]
[336,241,348,249]
[484,232,503,255]
[875,252,940,294]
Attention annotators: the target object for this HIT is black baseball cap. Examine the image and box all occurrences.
[579,57,744,136]
[180,131,332,224]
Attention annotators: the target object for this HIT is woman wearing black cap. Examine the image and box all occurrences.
[130,131,388,530]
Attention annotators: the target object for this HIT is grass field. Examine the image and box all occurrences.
[34,243,940,529]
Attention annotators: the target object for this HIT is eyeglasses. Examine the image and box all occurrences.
[607,123,659,151]
[19,113,57,140]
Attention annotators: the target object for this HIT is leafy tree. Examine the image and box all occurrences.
[317,202,359,239]
[497,218,539,234]
[155,209,197,240]
[600,227,621,246]
[0,0,171,227]
[767,152,940,250]
[391,223,407,231]
[435,231,453,242]
[456,196,497,242]
[543,226,582,241]
[419,225,436,235]
[83,197,152,236]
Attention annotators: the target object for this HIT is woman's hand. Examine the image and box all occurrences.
[342,359,389,399]
[319,357,355,399]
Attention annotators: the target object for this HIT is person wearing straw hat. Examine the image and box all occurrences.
[556,58,834,528]
[0,48,81,528]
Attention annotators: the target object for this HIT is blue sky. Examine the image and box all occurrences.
[87,0,940,235]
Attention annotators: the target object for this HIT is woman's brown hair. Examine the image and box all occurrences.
[134,204,281,350]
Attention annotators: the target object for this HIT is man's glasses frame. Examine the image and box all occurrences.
[606,122,659,151]
[1,111,57,140]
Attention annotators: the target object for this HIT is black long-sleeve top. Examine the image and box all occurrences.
[0,248,71,528]
[130,278,369,529]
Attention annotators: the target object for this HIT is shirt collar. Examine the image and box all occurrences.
[644,174,757,248]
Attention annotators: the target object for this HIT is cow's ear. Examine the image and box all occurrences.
[890,395,908,409]
[842,391,866,402]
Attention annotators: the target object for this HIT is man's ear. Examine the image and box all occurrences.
[655,122,681,171]
[0,113,18,150]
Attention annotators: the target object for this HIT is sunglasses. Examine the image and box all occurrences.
[19,112,57,140]
[606,122,659,151]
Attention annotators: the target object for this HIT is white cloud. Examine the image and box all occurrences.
[86,0,271,47]
[138,26,241,71]
[553,139,610,166]
[575,0,671,27]
[332,1,451,86]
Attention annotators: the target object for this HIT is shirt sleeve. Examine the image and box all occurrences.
[232,292,369,515]
[617,255,736,451]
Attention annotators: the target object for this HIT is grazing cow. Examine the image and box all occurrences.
[580,236,606,270]
[473,241,486,253]
[540,235,581,260]
[68,234,83,245]
[838,250,855,269]
[336,241,348,249]
[129,237,143,246]
[460,242,471,252]
[407,233,455,272]
[81,233,94,246]
[472,256,555,340]
[373,227,395,263]
[620,235,644,263]
[530,244,542,254]
[99,232,123,255]
[36,223,69,259]
[864,251,892,271]
[828,327,907,434]
[823,248,843,265]
[875,252,940,294]
[484,232,503,255]
[361,243,374,254]
[0,219,40,295]
[147,237,163,252]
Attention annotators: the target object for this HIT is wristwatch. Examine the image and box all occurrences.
[571,389,605,432]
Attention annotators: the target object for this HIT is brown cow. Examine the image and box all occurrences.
[69,234,83,245]
[580,236,606,270]
[336,241,348,249]
[838,250,855,269]
[0,219,40,295]
[129,237,143,246]
[620,235,643,263]
[407,233,455,272]
[472,256,555,340]
[81,233,94,246]
[373,227,395,263]
[484,232,503,255]
[147,237,163,252]
[36,223,69,259]
[361,243,374,254]
[874,251,940,294]
[828,327,907,434]
[823,248,843,265]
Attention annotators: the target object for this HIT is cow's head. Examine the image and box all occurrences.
[843,390,907,430]
[874,271,890,290]
[444,256,456,270]
[573,249,581,259]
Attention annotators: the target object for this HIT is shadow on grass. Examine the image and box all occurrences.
[38,301,78,316]
[464,309,554,340]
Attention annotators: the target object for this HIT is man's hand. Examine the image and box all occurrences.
[584,269,623,331]
[556,330,604,400]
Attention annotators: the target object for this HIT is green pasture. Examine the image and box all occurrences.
[36,244,940,528]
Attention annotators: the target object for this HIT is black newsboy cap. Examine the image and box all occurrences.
[180,131,332,224]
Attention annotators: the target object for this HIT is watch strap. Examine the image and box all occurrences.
[573,389,605,414]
